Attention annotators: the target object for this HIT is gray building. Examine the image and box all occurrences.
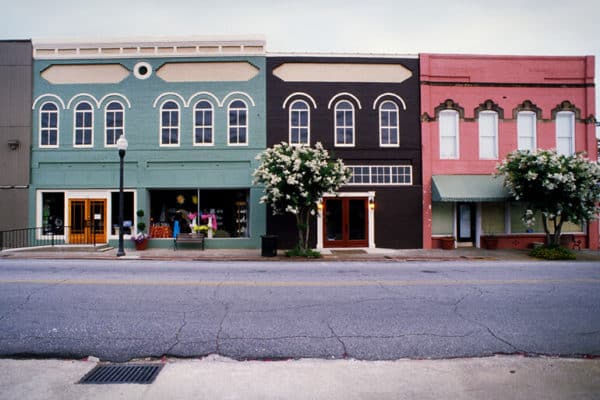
[0,40,32,230]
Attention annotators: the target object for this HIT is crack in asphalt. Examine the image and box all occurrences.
[216,304,230,354]
[326,322,348,358]
[0,279,68,322]
[165,311,188,354]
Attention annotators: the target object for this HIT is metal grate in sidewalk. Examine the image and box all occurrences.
[79,364,163,384]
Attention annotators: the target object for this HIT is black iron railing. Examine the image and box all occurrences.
[0,226,100,250]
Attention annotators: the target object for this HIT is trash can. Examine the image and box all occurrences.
[261,235,278,257]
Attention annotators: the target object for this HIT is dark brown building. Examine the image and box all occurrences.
[0,40,32,230]
[266,55,422,249]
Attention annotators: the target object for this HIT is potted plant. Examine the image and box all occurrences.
[441,236,455,250]
[132,209,149,250]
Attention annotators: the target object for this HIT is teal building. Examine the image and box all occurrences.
[30,37,267,248]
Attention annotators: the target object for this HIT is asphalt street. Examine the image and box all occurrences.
[0,259,599,362]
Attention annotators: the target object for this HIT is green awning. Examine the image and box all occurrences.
[431,175,509,202]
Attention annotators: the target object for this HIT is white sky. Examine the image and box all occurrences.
[2,0,599,128]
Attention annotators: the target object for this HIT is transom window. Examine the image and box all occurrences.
[160,101,180,146]
[40,102,59,147]
[334,100,355,146]
[379,101,399,146]
[556,111,575,155]
[289,100,310,145]
[517,111,536,151]
[228,100,248,145]
[74,102,93,147]
[347,165,412,185]
[105,101,124,146]
[194,101,213,145]
[439,109,459,159]
[478,110,498,159]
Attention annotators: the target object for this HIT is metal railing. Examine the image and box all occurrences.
[0,226,99,251]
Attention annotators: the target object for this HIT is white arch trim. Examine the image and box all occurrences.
[66,93,100,109]
[152,92,187,108]
[220,91,256,107]
[99,93,132,109]
[282,92,317,109]
[372,93,407,111]
[32,94,66,110]
[327,92,362,110]
[186,92,220,108]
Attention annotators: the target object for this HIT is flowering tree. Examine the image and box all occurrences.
[496,149,600,246]
[253,142,351,252]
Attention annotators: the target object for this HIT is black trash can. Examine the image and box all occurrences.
[261,235,278,257]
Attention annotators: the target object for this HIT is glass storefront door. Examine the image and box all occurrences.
[323,197,368,247]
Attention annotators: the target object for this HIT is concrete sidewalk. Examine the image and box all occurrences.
[1,355,599,400]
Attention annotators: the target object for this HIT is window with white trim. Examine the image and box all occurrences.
[194,101,213,145]
[74,102,93,147]
[40,102,59,147]
[379,101,399,146]
[334,100,354,146]
[556,111,575,155]
[347,165,412,185]
[478,110,498,159]
[160,101,179,146]
[289,100,309,145]
[105,101,124,146]
[228,100,248,145]
[439,110,459,159]
[517,111,536,151]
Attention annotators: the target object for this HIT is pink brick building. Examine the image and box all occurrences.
[420,54,598,250]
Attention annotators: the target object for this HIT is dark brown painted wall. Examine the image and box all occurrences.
[266,56,422,249]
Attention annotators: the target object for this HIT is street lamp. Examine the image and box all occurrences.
[116,136,128,257]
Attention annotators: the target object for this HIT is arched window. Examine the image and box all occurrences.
[194,101,213,145]
[105,101,124,146]
[556,111,575,155]
[379,101,399,146]
[160,101,179,146]
[74,102,93,147]
[517,111,536,151]
[334,100,354,146]
[439,109,459,159]
[40,102,59,147]
[289,100,310,145]
[228,100,248,145]
[478,110,498,159]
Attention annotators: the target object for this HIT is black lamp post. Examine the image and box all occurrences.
[116,136,128,257]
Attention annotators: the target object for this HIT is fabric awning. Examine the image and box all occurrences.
[431,175,509,202]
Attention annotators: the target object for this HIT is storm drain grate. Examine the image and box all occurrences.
[79,364,163,384]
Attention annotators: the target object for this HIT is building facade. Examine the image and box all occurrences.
[420,54,598,249]
[266,55,422,249]
[0,40,32,231]
[30,37,267,248]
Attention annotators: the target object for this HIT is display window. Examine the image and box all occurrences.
[149,189,249,238]
[42,192,65,235]
[110,191,134,235]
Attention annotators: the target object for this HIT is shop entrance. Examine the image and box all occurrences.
[457,202,475,243]
[323,197,368,247]
[68,199,107,244]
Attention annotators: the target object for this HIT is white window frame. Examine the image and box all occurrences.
[289,100,310,145]
[439,109,459,159]
[104,101,125,147]
[517,111,537,152]
[193,100,214,146]
[379,101,399,147]
[39,102,59,148]
[159,100,180,147]
[556,111,575,155]
[346,165,413,186]
[334,100,355,147]
[73,101,94,148]
[478,110,498,159]
[227,99,248,146]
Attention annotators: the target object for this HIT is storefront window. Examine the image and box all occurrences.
[110,192,134,235]
[42,192,64,235]
[481,202,505,235]
[149,189,249,238]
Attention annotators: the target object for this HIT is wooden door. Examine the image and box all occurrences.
[323,198,368,247]
[68,199,107,244]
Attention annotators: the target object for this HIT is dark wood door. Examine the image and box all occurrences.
[323,198,368,247]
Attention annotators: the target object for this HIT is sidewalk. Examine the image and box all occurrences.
[2,245,600,262]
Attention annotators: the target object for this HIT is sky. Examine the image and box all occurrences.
[2,0,599,128]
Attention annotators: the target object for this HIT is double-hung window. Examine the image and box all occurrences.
[228,100,248,145]
[289,100,309,145]
[335,100,354,146]
[74,102,93,147]
[194,101,213,145]
[105,102,124,146]
[439,110,459,159]
[40,102,59,147]
[379,101,399,146]
[160,101,179,146]
[556,111,575,155]
[478,111,498,159]
[517,111,536,151]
